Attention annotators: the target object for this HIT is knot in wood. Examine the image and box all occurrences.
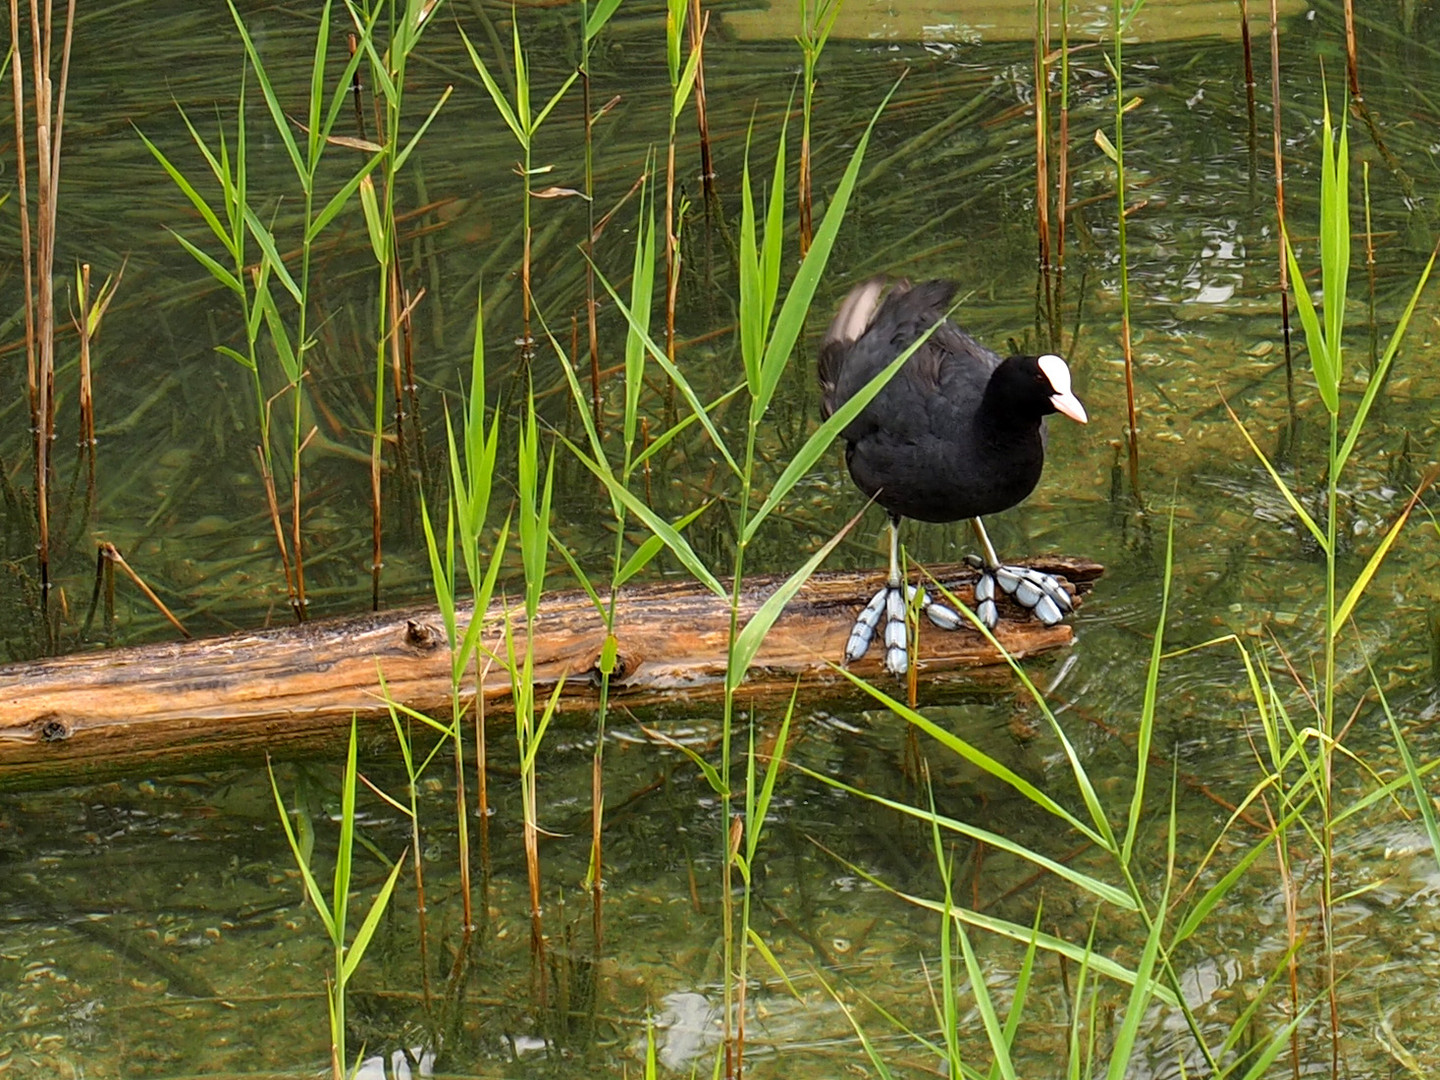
[404,620,446,652]
[34,714,72,742]
[588,647,638,687]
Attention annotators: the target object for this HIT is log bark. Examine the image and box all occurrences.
[0,558,1101,786]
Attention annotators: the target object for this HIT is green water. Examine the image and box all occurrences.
[5,0,1440,1075]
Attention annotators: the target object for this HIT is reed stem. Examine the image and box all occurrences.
[1240,0,1258,184]
[1034,0,1053,346]
[11,0,76,639]
[1269,0,1295,419]
[1055,0,1070,349]
[688,0,714,205]
[76,263,95,503]
[1110,1,1140,493]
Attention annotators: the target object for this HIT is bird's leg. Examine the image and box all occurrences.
[845,516,964,676]
[968,517,1074,630]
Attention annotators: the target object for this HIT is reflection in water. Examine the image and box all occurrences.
[654,991,723,1071]
[355,1048,435,1079]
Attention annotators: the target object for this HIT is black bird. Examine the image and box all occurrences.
[818,278,1088,675]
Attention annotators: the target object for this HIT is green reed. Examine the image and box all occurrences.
[373,284,505,1033]
[346,0,454,610]
[511,375,562,982]
[1099,0,1146,493]
[142,0,381,621]
[1229,86,1439,1062]
[579,0,624,433]
[570,0,627,950]
[806,72,1440,1077]
[799,513,1309,1075]
[553,79,905,1076]
[374,667,448,1012]
[268,718,406,1080]
[796,0,840,256]
[1033,0,1072,351]
[419,280,507,942]
[663,0,705,363]
[462,17,578,361]
[545,161,669,953]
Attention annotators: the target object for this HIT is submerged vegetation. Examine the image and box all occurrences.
[5,0,1440,1077]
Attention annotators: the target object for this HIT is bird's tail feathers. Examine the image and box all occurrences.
[818,276,888,417]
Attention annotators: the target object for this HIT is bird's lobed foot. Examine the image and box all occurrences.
[972,563,1073,629]
[845,584,964,676]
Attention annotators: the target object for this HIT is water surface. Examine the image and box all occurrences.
[4,0,1440,1075]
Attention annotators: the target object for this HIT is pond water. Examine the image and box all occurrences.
[5,0,1440,1075]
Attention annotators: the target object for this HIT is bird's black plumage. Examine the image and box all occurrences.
[819,278,1068,525]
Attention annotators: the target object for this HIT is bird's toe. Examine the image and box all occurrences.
[845,588,889,663]
[882,588,910,674]
[924,600,963,631]
[993,565,1075,626]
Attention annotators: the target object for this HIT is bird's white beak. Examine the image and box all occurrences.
[1038,353,1088,424]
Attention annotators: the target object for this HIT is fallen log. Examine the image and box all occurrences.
[0,558,1101,786]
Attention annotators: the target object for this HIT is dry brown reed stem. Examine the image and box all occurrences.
[411,803,435,1011]
[10,0,37,444]
[389,263,410,476]
[1342,0,1359,99]
[590,748,603,950]
[1268,0,1294,408]
[664,12,706,370]
[726,812,743,1079]
[797,139,813,256]
[1042,10,1072,350]
[374,270,427,611]
[582,62,601,438]
[1239,0,1257,169]
[1033,0,1052,346]
[347,33,367,139]
[369,449,383,610]
[688,0,715,204]
[570,314,582,422]
[1363,163,1377,368]
[13,0,77,625]
[100,543,190,639]
[47,0,76,478]
[475,649,494,906]
[1055,8,1071,348]
[76,263,94,496]
[349,41,380,616]
[256,444,300,615]
[290,426,317,622]
[453,701,473,938]
[665,140,678,367]
[400,284,425,491]
[525,773,545,996]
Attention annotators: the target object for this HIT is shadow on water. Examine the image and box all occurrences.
[5,0,1440,1075]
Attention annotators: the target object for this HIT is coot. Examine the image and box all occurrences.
[818,278,1088,675]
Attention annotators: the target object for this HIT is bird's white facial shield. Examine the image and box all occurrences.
[1038,354,1088,424]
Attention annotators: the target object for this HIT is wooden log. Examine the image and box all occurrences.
[0,558,1101,786]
